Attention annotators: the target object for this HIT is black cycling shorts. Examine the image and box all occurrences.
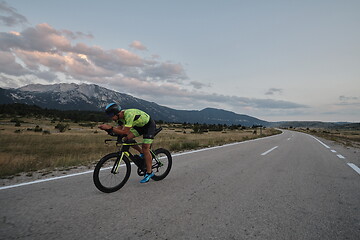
[131,118,156,143]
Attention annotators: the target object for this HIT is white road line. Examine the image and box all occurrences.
[303,132,357,176]
[309,135,346,160]
[311,136,330,149]
[287,138,291,140]
[347,163,360,175]
[0,170,94,191]
[172,132,283,157]
[0,131,284,191]
[261,146,278,156]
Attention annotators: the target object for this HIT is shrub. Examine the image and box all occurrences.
[55,123,69,132]
[34,125,43,132]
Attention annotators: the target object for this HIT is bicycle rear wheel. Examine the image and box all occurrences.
[93,152,131,193]
[151,148,172,181]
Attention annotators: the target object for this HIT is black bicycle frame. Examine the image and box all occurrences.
[107,133,163,174]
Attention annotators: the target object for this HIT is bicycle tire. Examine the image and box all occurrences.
[93,152,131,193]
[151,148,172,181]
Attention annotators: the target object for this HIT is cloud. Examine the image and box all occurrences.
[129,40,148,51]
[142,62,187,82]
[191,93,307,109]
[0,23,188,84]
[339,95,358,102]
[335,95,360,107]
[190,81,210,89]
[0,3,307,116]
[0,73,34,89]
[0,50,30,75]
[0,23,72,52]
[337,95,360,106]
[61,29,94,40]
[265,88,283,95]
[0,21,306,112]
[0,1,28,27]
[107,78,307,110]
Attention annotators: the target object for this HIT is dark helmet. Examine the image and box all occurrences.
[105,103,121,117]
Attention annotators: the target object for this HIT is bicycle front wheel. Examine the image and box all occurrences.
[93,152,131,193]
[151,148,172,181]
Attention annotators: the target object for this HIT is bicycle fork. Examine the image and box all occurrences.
[111,152,127,174]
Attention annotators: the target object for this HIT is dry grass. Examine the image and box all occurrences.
[293,128,360,148]
[153,126,279,151]
[0,132,112,177]
[0,118,280,177]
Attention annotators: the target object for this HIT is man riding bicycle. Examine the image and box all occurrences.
[98,103,156,183]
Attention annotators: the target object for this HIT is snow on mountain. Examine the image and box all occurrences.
[0,83,269,126]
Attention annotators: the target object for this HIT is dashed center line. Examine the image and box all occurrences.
[261,146,278,156]
[331,150,337,153]
[337,154,345,159]
[347,163,360,175]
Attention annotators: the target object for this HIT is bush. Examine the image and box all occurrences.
[10,118,23,123]
[55,123,69,132]
[169,142,181,151]
[34,125,43,132]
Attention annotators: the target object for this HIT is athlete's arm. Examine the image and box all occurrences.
[113,126,131,136]
[98,124,131,136]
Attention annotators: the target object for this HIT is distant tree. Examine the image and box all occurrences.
[34,125,42,132]
[192,124,200,133]
[55,123,69,132]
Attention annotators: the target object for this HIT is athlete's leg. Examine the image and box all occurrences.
[131,145,142,154]
[127,130,143,154]
[142,143,152,173]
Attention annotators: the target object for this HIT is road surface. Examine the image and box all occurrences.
[1,130,359,239]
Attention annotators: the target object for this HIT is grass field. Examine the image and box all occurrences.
[292,128,360,148]
[0,117,281,178]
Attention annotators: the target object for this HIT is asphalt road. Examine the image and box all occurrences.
[1,130,359,240]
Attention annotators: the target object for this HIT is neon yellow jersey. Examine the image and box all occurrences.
[119,109,150,128]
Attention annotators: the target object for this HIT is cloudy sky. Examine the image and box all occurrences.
[1,0,359,122]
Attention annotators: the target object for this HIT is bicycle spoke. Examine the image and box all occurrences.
[93,153,131,193]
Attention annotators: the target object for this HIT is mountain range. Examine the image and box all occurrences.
[0,83,268,126]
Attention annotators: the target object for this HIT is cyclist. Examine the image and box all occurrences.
[98,103,156,183]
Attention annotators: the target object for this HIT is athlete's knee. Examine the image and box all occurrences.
[142,144,151,151]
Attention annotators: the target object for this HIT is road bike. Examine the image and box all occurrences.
[93,127,172,193]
